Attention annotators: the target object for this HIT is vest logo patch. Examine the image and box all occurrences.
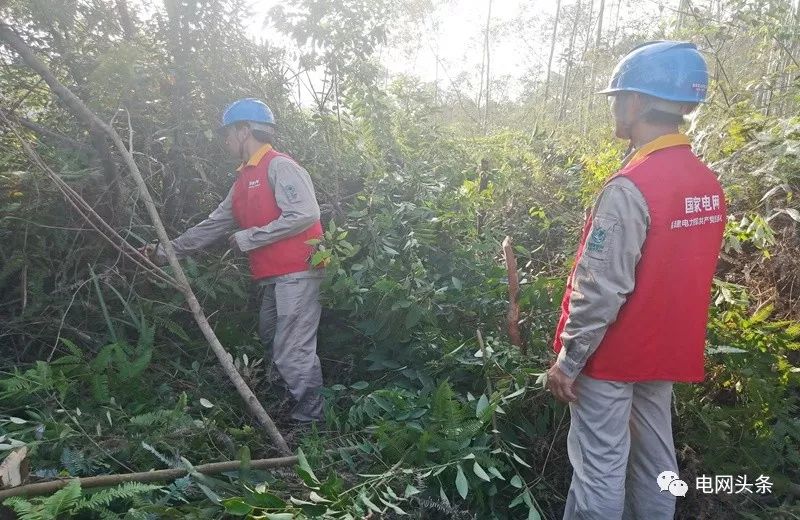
[248,179,261,189]
[587,227,607,253]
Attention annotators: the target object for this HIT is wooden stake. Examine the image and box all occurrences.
[501,236,524,353]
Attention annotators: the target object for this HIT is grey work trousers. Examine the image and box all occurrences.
[563,374,678,520]
[258,272,324,422]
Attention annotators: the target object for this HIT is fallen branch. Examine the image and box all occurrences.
[501,236,524,353]
[0,454,300,500]
[0,22,290,455]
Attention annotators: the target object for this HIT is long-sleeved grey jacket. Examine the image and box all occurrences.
[555,175,650,379]
[154,155,320,264]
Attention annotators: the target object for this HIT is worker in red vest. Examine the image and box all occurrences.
[546,42,727,519]
[143,98,325,423]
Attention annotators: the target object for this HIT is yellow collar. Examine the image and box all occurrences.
[237,144,272,171]
[628,133,690,166]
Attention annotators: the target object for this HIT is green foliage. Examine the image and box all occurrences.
[4,480,162,519]
[2,0,800,518]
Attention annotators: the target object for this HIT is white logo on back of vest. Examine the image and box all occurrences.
[248,179,260,189]
[672,193,723,230]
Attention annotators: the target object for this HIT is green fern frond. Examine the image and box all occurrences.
[76,482,162,512]
[91,373,110,402]
[42,479,81,516]
[59,338,84,358]
[121,348,152,381]
[137,317,155,350]
[153,316,190,342]
[2,497,36,517]
[129,409,185,429]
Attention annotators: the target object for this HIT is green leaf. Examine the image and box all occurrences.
[750,303,774,323]
[196,482,222,504]
[404,305,423,330]
[296,448,320,486]
[223,498,253,516]
[706,345,748,354]
[379,495,407,515]
[473,461,491,482]
[476,394,489,417]
[239,445,251,480]
[513,452,532,468]
[510,475,524,489]
[246,491,285,509]
[451,276,463,290]
[528,505,543,520]
[264,514,295,520]
[351,381,369,390]
[360,493,382,513]
[404,484,420,498]
[455,465,469,499]
[488,466,505,480]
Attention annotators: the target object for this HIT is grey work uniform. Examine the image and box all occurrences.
[556,176,679,520]
[155,155,325,422]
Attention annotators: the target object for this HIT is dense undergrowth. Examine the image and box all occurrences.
[1,0,800,518]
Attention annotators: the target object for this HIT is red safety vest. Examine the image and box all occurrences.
[553,135,727,382]
[231,147,323,280]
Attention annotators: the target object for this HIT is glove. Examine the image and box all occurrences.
[138,242,169,267]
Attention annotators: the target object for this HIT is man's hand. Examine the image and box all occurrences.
[138,243,168,267]
[546,363,578,403]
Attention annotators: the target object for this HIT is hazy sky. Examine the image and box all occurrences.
[244,0,681,102]
[246,0,554,94]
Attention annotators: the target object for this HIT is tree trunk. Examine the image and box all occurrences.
[611,0,622,47]
[115,0,136,40]
[587,0,605,113]
[558,0,583,121]
[483,0,493,135]
[163,0,191,226]
[543,0,562,105]
[676,0,690,32]
[577,0,595,130]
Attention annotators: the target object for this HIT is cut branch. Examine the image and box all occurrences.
[0,454,300,500]
[0,21,291,455]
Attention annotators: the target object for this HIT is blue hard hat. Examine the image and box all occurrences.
[599,41,708,103]
[221,98,275,128]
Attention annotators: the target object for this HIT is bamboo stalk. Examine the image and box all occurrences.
[0,22,290,455]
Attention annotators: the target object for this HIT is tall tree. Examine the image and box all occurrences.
[543,0,563,105]
[559,0,584,121]
[587,0,605,113]
[482,0,493,134]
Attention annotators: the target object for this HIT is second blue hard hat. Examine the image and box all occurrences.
[599,41,708,103]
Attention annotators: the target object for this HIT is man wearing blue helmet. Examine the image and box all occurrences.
[546,42,727,518]
[143,98,326,423]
